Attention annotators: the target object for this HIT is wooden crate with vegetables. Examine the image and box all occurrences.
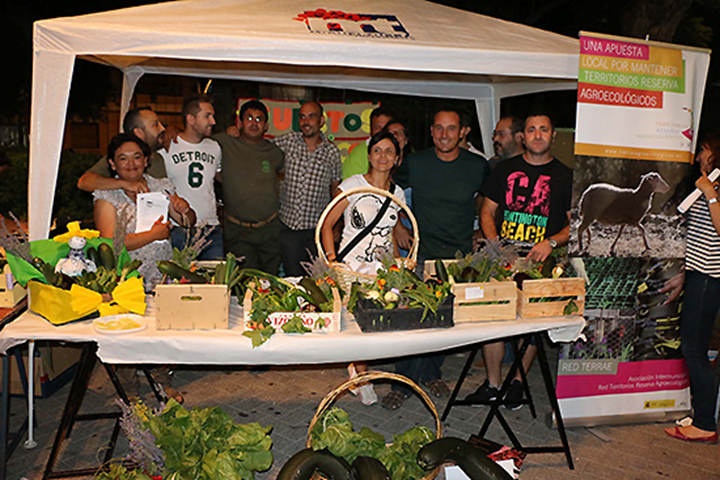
[242,275,342,341]
[516,277,585,319]
[424,254,517,323]
[154,253,243,330]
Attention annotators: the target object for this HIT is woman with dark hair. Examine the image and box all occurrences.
[322,130,406,274]
[94,133,196,291]
[663,132,720,443]
[321,131,406,406]
[384,120,412,164]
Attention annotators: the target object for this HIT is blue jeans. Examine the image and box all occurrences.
[681,270,720,432]
[171,225,224,261]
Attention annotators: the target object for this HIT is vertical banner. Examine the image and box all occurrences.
[558,32,710,426]
[236,99,378,160]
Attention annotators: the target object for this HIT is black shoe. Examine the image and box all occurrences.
[464,379,500,404]
[504,380,524,410]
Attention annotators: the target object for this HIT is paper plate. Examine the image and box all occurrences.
[93,314,147,335]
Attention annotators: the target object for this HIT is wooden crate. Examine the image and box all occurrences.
[243,283,342,333]
[155,284,230,330]
[0,264,27,308]
[424,260,517,322]
[517,277,585,318]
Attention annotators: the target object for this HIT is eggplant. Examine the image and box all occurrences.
[351,456,390,480]
[277,449,352,480]
[417,438,512,480]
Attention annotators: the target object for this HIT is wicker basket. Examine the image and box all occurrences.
[315,185,420,295]
[306,371,441,480]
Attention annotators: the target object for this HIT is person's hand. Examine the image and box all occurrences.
[149,216,171,241]
[226,125,241,138]
[168,192,190,216]
[393,223,413,251]
[659,270,685,304]
[696,171,718,200]
[121,178,149,194]
[472,229,485,251]
[527,239,552,262]
[162,124,182,151]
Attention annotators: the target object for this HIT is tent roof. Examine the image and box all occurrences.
[35,0,580,80]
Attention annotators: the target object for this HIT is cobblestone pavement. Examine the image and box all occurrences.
[5,346,720,480]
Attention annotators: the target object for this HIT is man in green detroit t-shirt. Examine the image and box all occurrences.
[384,107,489,410]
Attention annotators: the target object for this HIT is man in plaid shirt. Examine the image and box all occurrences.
[274,101,342,276]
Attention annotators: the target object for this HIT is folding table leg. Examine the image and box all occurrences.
[478,334,532,444]
[141,368,168,404]
[43,343,98,480]
[535,332,574,469]
[511,338,537,418]
[1,351,10,480]
[441,346,479,422]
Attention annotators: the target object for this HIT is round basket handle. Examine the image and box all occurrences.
[315,185,420,269]
[306,371,442,448]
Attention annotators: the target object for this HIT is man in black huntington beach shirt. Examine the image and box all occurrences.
[466,113,572,410]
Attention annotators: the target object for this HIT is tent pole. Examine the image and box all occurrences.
[28,49,75,240]
[120,69,144,132]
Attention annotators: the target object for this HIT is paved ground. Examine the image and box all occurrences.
[4,344,720,480]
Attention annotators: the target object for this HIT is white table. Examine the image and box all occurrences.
[0,299,584,479]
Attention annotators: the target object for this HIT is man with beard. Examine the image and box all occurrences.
[489,116,525,169]
[78,107,167,192]
[159,93,223,259]
[384,106,489,410]
[466,113,572,410]
[214,100,285,274]
[274,101,342,276]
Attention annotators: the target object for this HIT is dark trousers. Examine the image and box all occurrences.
[224,217,281,275]
[681,270,720,432]
[392,255,446,394]
[280,222,317,277]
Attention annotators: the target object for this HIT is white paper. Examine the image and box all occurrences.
[136,192,169,233]
[678,168,720,213]
[465,286,485,300]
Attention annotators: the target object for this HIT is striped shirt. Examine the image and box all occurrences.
[686,197,720,277]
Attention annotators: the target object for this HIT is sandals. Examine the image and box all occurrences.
[423,379,451,398]
[381,391,409,410]
[665,426,718,444]
[163,386,185,405]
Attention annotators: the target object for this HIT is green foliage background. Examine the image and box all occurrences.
[0,148,100,227]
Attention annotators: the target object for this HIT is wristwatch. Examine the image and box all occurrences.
[548,238,558,249]
[709,197,718,205]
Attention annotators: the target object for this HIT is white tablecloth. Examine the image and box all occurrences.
[0,300,585,365]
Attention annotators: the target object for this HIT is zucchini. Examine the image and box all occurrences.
[157,261,208,284]
[351,456,390,480]
[86,246,100,268]
[417,438,511,480]
[541,255,556,279]
[98,242,116,271]
[435,259,449,283]
[299,277,329,306]
[120,259,142,281]
[40,262,60,287]
[277,449,351,480]
[32,256,46,271]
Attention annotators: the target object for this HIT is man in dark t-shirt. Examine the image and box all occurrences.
[467,113,572,410]
[386,107,489,410]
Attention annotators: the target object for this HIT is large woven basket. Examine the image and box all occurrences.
[315,185,420,294]
[306,371,441,480]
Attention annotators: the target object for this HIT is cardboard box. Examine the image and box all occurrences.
[0,342,81,398]
[155,284,230,330]
[0,264,27,308]
[517,277,585,318]
[424,260,517,322]
[243,283,342,333]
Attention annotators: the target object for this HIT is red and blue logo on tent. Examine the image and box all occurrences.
[295,9,410,39]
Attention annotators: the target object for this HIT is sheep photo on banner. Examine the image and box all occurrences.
[557,31,711,426]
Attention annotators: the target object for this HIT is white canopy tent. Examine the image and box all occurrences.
[30,0,579,239]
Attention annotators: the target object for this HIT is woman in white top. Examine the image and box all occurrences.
[321,130,405,406]
[322,130,405,273]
